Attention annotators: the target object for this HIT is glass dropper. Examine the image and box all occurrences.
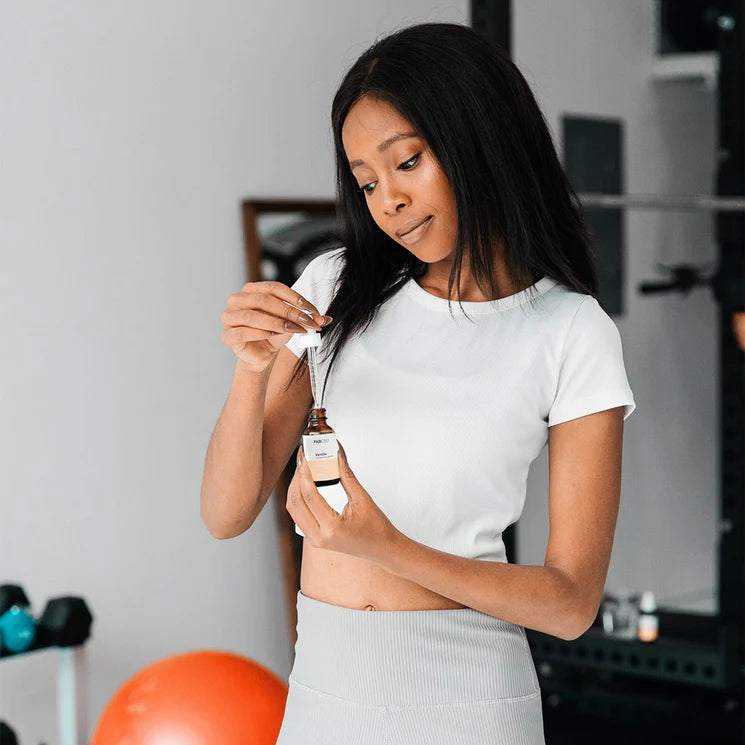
[297,330,322,408]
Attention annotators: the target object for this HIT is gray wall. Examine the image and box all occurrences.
[1,1,718,743]
[0,2,468,742]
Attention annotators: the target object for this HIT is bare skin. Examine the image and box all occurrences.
[299,95,533,611]
[299,543,468,611]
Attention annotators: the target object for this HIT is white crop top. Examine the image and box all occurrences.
[285,247,636,561]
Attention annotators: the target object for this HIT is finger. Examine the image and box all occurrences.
[222,307,313,335]
[260,290,326,329]
[222,326,290,347]
[337,441,358,484]
[222,315,309,335]
[233,281,326,325]
[267,281,324,321]
[297,448,337,522]
[231,282,323,322]
[336,442,364,506]
[286,466,320,536]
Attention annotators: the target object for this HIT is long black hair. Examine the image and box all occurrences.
[287,22,598,399]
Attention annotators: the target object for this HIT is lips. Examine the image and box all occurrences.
[396,216,433,238]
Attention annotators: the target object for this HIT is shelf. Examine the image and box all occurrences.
[650,52,719,88]
[539,676,742,740]
[1,643,88,745]
[525,611,740,691]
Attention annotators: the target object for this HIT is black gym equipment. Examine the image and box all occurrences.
[0,586,93,745]
[0,584,30,616]
[0,587,93,658]
[0,721,19,745]
[471,1,745,742]
[35,597,93,649]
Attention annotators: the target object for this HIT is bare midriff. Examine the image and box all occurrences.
[300,541,468,611]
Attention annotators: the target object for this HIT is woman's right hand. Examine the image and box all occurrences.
[220,280,331,373]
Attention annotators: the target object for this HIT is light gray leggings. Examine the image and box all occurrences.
[275,590,546,745]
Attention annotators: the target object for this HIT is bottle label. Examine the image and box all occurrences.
[302,433,338,460]
[302,433,340,482]
[638,614,659,631]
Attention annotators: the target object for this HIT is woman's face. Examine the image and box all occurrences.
[341,96,458,263]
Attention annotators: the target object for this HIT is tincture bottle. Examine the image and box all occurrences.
[302,407,340,486]
[637,590,659,643]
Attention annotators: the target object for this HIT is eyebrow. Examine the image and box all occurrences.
[348,131,419,171]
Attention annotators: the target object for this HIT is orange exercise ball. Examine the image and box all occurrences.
[91,649,288,745]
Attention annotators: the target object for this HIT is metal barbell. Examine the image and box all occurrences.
[576,192,745,212]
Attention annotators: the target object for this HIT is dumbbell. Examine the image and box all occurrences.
[0,584,36,654]
[35,596,93,647]
[0,719,49,745]
[0,720,19,745]
[0,586,93,653]
[0,606,36,654]
[0,584,30,615]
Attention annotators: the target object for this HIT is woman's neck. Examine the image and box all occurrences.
[418,254,526,302]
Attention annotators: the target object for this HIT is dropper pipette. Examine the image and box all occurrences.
[297,330,322,408]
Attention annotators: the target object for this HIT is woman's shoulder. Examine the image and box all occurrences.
[533,282,624,346]
[302,245,346,279]
[539,284,626,364]
[541,279,608,319]
[289,246,346,315]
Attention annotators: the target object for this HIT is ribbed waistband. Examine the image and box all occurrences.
[289,590,539,707]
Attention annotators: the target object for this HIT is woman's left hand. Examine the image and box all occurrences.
[287,441,399,565]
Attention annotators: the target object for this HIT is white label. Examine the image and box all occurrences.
[638,614,659,632]
[302,433,338,460]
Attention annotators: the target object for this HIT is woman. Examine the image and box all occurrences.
[207,22,636,745]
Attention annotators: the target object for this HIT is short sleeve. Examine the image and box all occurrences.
[284,247,345,358]
[548,296,636,427]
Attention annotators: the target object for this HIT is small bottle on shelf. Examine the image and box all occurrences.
[638,590,659,642]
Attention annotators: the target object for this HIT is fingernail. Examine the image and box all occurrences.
[323,316,334,326]
[297,447,304,465]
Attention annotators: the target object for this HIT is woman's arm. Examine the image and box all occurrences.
[375,406,625,641]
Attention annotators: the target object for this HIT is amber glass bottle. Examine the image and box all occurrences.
[301,407,340,486]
